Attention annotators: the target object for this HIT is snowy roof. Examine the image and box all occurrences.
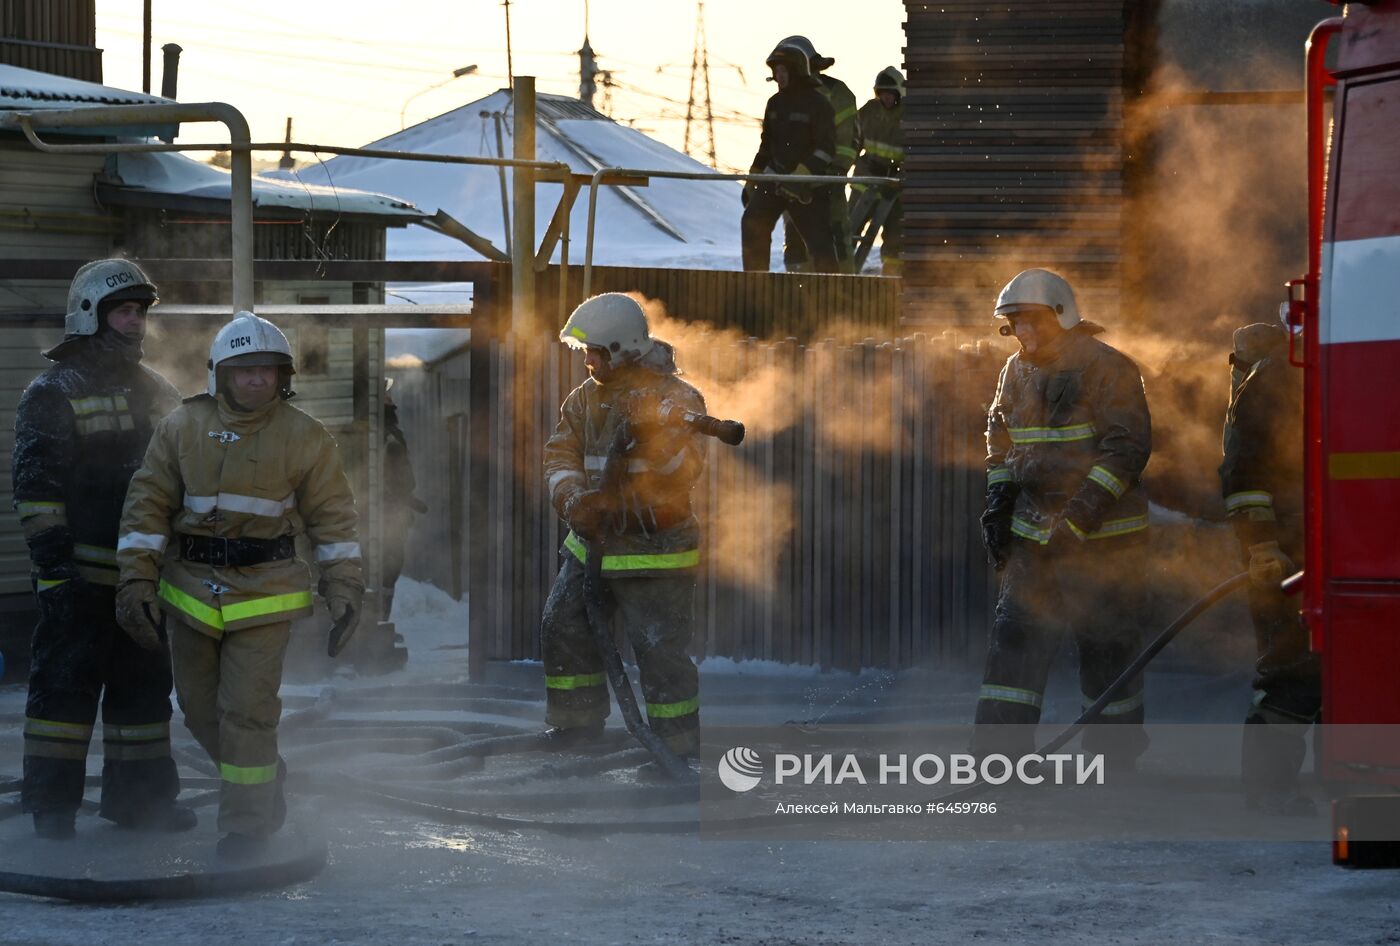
[263,89,747,270]
[0,63,170,109]
[100,150,424,221]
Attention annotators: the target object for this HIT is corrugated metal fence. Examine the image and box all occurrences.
[467,325,1004,673]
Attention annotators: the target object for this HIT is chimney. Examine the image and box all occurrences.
[160,44,183,99]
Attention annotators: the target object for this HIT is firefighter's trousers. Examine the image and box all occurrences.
[541,554,700,755]
[742,185,839,273]
[783,184,855,274]
[973,538,1149,762]
[22,581,180,821]
[1239,525,1319,798]
[170,617,289,837]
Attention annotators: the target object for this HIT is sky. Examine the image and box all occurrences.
[95,0,906,173]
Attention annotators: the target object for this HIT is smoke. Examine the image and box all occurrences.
[387,353,425,369]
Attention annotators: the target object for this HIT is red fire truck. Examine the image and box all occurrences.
[1287,0,1400,867]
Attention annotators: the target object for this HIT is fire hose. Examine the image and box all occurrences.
[583,401,745,783]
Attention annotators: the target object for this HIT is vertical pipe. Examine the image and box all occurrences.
[511,77,537,334]
[142,0,152,94]
[1303,18,1343,647]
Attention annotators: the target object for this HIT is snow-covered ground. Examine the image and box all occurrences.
[0,578,1393,945]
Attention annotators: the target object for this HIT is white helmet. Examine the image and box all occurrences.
[559,293,655,364]
[65,258,158,337]
[206,311,295,396]
[994,268,1082,331]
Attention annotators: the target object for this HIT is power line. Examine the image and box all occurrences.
[683,1,717,169]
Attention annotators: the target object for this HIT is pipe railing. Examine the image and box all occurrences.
[582,167,900,296]
[0,101,573,314]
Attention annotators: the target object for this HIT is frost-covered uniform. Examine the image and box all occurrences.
[117,392,362,835]
[975,324,1153,759]
[1219,335,1319,799]
[15,335,182,822]
[541,350,706,753]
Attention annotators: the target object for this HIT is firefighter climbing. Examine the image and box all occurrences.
[849,66,905,274]
[540,293,707,758]
[116,311,364,859]
[14,258,195,841]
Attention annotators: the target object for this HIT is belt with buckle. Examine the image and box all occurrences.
[178,534,296,568]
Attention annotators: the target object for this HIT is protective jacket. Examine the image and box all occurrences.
[1219,354,1302,546]
[544,348,706,578]
[14,339,181,584]
[818,74,860,174]
[117,393,363,637]
[986,325,1152,543]
[750,80,837,181]
[853,98,905,181]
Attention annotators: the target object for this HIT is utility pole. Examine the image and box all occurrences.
[503,0,514,88]
[683,2,718,168]
[511,76,536,334]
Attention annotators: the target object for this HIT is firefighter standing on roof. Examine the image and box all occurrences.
[741,39,839,273]
[116,311,363,860]
[1220,321,1320,816]
[540,293,706,755]
[850,67,906,274]
[776,35,859,275]
[15,258,195,841]
[975,269,1153,766]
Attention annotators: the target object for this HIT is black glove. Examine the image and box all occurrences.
[27,525,75,570]
[980,483,1019,571]
[564,489,610,540]
[34,560,82,624]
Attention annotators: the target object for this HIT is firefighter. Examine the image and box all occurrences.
[116,311,363,859]
[975,269,1153,766]
[15,258,195,840]
[850,67,906,274]
[381,379,426,622]
[741,39,839,273]
[1219,321,1319,816]
[776,35,859,275]
[541,293,706,756]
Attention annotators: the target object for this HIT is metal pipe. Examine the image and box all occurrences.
[581,167,900,296]
[1302,16,1345,646]
[3,102,257,311]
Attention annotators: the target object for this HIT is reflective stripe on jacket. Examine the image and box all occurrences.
[118,393,362,636]
[851,98,904,191]
[1219,354,1301,546]
[543,363,706,578]
[986,326,1152,543]
[819,74,861,174]
[12,342,180,584]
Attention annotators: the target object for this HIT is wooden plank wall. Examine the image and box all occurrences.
[900,0,1130,327]
[536,265,901,341]
[468,327,1003,672]
[0,0,100,81]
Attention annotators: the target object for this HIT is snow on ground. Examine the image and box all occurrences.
[0,578,1394,944]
